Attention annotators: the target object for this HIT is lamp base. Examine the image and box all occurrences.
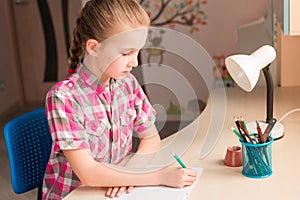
[246,120,284,140]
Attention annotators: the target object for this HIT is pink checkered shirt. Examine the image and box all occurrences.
[42,64,156,200]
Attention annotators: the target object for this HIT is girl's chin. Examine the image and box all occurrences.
[115,72,129,80]
[121,71,130,77]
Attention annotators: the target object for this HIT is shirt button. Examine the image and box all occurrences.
[67,81,74,88]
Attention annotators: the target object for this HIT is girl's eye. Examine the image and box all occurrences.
[122,51,133,56]
[122,50,139,56]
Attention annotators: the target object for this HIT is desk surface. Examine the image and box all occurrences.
[63,87,300,200]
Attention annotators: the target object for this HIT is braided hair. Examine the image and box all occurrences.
[67,0,150,74]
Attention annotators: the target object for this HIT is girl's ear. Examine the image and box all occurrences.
[86,39,100,55]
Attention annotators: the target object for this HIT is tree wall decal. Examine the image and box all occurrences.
[136,0,209,103]
[136,0,208,93]
[140,0,208,33]
[138,0,208,66]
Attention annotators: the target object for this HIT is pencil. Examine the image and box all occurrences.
[238,120,254,144]
[234,117,247,142]
[171,152,187,168]
[256,121,264,143]
[241,117,248,132]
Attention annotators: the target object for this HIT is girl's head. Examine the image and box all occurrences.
[68,0,150,74]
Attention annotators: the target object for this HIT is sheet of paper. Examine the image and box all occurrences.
[108,167,203,200]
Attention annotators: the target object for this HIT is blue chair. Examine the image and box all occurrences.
[4,108,52,200]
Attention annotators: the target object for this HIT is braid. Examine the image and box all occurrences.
[68,17,83,74]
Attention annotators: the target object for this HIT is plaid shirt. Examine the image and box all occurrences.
[42,64,156,200]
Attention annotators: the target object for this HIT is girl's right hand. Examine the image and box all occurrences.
[157,165,197,188]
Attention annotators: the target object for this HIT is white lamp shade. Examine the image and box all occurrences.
[225,45,276,92]
[225,55,260,92]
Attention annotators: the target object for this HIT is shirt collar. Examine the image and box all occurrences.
[77,63,125,94]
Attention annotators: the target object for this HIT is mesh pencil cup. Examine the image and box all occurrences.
[240,135,273,178]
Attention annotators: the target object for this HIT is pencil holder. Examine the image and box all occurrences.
[224,146,242,167]
[240,135,273,178]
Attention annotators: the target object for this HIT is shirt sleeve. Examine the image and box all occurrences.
[46,86,89,153]
[130,75,157,133]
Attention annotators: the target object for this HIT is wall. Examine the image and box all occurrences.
[289,0,300,35]
[140,0,273,113]
[0,0,274,115]
[0,0,81,116]
[276,23,300,86]
[274,0,300,86]
[177,0,271,58]
[0,0,24,114]
[274,0,300,35]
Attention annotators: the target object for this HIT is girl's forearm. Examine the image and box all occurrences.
[82,160,162,187]
[64,125,162,187]
[64,149,161,187]
[64,149,197,189]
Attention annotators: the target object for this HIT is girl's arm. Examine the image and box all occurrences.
[104,124,160,197]
[136,124,161,153]
[121,124,160,169]
[63,149,158,187]
[63,149,197,188]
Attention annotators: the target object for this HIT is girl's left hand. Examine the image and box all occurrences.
[105,186,134,198]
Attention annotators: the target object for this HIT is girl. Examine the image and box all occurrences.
[42,0,197,199]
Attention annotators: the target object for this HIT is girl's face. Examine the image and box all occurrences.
[84,26,148,84]
[103,47,140,82]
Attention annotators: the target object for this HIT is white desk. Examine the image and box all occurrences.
[64,87,300,200]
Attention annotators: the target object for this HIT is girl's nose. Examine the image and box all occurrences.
[130,55,139,68]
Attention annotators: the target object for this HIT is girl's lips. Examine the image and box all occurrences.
[121,71,129,76]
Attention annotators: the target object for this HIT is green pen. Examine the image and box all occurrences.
[230,126,244,141]
[171,152,187,168]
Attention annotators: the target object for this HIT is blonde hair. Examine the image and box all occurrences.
[68,0,150,73]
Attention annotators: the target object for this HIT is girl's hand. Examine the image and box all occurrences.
[158,165,197,188]
[105,186,134,198]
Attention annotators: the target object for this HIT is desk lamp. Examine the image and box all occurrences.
[225,45,284,140]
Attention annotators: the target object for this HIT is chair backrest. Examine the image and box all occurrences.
[4,108,52,195]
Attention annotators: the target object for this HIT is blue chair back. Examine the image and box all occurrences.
[4,108,52,199]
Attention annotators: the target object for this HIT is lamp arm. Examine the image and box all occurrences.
[262,63,273,123]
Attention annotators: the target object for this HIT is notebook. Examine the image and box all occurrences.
[109,167,203,200]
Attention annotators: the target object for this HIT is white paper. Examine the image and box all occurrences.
[108,167,203,200]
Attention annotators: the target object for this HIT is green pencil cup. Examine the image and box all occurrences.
[240,135,273,178]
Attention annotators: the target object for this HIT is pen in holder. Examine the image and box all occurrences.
[240,134,273,178]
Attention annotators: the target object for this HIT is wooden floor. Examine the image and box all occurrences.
[0,103,43,200]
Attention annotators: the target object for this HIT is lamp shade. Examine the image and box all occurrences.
[225,45,276,92]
